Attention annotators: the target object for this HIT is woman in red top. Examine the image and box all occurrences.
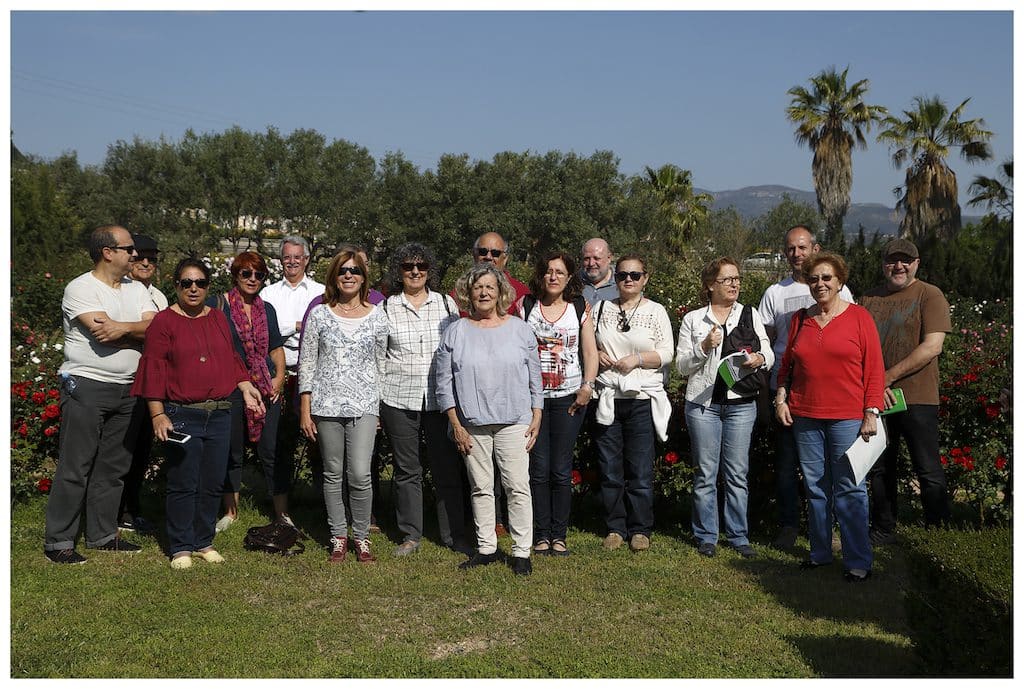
[132,258,264,570]
[774,252,884,582]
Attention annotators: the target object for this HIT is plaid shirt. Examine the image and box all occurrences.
[381,290,460,411]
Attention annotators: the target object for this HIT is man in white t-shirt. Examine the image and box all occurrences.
[44,225,158,564]
[757,225,853,549]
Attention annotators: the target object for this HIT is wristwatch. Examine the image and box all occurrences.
[865,407,880,416]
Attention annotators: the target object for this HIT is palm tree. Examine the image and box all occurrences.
[643,164,713,246]
[786,67,887,244]
[877,96,993,240]
[968,158,1012,220]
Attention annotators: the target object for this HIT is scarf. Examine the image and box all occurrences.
[227,287,273,442]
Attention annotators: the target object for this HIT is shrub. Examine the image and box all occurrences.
[10,327,65,501]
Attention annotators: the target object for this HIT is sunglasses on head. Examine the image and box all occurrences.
[338,266,364,277]
[615,270,645,282]
[239,269,267,281]
[476,248,503,258]
[401,262,430,272]
[176,278,210,289]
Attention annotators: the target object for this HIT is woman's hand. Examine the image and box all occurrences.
[300,411,317,441]
[740,352,765,369]
[613,352,642,375]
[569,385,593,415]
[524,409,543,452]
[701,327,723,354]
[598,350,616,371]
[451,423,473,455]
[270,375,286,404]
[152,413,173,442]
[240,383,266,416]
[859,413,878,442]
[775,401,793,426]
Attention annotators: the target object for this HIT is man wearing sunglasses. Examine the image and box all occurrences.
[860,239,951,545]
[44,225,159,564]
[458,232,530,316]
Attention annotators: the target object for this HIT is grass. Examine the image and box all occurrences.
[10,485,925,678]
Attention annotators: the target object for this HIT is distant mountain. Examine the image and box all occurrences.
[698,184,982,240]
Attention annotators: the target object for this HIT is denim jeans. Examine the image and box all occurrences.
[530,394,587,543]
[793,416,872,571]
[316,414,377,540]
[868,404,950,532]
[593,398,655,538]
[685,400,757,546]
[162,404,232,556]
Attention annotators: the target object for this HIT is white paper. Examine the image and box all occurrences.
[846,421,887,485]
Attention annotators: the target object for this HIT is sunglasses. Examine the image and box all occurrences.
[176,278,210,289]
[239,269,267,281]
[133,255,158,264]
[401,262,430,272]
[476,248,503,258]
[109,245,137,254]
[807,274,835,284]
[615,270,646,282]
[338,266,364,277]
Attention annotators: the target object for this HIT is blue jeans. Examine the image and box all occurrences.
[530,394,587,543]
[593,398,655,538]
[163,404,232,556]
[793,416,872,570]
[685,400,757,546]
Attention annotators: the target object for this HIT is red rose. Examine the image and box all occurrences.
[985,404,1000,420]
[950,448,962,457]
[48,389,59,399]
[18,424,28,437]
[43,403,60,420]
[965,459,976,471]
[963,446,972,455]
[665,451,680,466]
[32,391,46,404]
[37,478,52,493]
[995,456,1008,470]
[571,470,582,486]
[44,426,57,437]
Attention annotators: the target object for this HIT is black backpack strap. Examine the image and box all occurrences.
[595,300,606,334]
[522,294,537,319]
[442,292,452,317]
[572,295,586,325]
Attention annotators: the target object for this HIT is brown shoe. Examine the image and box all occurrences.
[629,534,651,552]
[602,532,624,550]
[353,538,376,563]
[328,536,348,563]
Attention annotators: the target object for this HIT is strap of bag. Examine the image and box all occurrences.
[783,308,808,393]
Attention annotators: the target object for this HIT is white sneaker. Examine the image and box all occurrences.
[215,515,235,533]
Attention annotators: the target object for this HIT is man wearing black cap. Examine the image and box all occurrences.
[129,233,168,310]
[860,238,952,543]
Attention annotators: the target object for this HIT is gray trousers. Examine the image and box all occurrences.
[464,424,534,558]
[380,403,468,546]
[45,375,139,550]
[316,415,377,540]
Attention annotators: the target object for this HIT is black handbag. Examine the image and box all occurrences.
[719,305,769,398]
[243,521,306,556]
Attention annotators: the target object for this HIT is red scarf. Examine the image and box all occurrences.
[227,288,273,442]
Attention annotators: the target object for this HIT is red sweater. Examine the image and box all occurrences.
[777,304,885,420]
[131,308,248,403]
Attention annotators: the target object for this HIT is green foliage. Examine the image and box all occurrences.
[749,194,824,253]
[917,217,1012,302]
[900,526,1011,677]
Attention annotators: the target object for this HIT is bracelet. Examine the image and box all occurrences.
[151,411,167,420]
[636,353,643,368]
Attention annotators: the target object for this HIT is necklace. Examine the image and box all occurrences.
[184,310,211,363]
[335,301,361,313]
[617,297,642,333]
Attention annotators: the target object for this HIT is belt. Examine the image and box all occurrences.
[180,399,232,411]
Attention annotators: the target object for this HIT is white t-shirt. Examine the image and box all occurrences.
[757,276,854,389]
[517,298,590,398]
[60,272,158,384]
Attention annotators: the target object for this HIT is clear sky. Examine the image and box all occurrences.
[8,8,1015,207]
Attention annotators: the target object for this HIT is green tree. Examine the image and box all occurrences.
[749,194,824,253]
[11,155,87,277]
[967,157,1012,220]
[643,164,713,249]
[877,96,993,241]
[786,66,887,246]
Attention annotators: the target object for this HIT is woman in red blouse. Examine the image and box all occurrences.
[132,258,265,570]
[774,252,884,583]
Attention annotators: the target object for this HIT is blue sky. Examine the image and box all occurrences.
[9,10,1014,207]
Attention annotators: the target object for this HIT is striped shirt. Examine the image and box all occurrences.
[381,290,460,411]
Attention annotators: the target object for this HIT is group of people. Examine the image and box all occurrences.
[43,222,952,583]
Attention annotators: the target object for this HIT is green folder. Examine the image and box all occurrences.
[880,388,908,415]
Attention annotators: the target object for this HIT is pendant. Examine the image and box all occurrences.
[200,356,207,363]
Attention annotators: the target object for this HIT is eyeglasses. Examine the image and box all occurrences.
[239,269,268,281]
[175,278,210,289]
[545,269,568,278]
[476,248,504,258]
[281,254,307,262]
[807,274,835,284]
[133,255,158,264]
[109,245,137,254]
[401,262,430,272]
[615,271,646,282]
[715,276,741,286]
[338,266,364,277]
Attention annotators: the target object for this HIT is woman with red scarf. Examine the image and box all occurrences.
[209,252,289,531]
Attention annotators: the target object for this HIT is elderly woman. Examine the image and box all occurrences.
[775,251,884,582]
[591,255,674,553]
[676,257,772,558]
[208,252,289,533]
[379,242,469,556]
[435,263,543,576]
[132,258,265,569]
[299,251,389,564]
[514,251,598,556]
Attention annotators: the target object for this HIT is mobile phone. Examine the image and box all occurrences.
[166,430,192,444]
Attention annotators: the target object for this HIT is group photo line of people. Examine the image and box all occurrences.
[44,222,952,582]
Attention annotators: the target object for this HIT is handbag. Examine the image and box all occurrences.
[243,521,307,556]
[719,305,769,398]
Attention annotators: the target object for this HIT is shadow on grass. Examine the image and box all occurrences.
[781,634,923,677]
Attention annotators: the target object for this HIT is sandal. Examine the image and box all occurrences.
[550,539,570,557]
[534,539,551,554]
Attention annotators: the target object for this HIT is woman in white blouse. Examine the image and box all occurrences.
[299,251,388,565]
[591,255,674,553]
[675,257,772,559]
[379,242,468,556]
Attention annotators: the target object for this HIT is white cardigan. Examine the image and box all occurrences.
[675,302,773,408]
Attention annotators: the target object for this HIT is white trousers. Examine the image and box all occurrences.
[463,424,533,558]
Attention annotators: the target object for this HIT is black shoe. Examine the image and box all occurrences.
[730,543,757,559]
[458,551,503,570]
[697,542,716,557]
[92,537,142,553]
[44,548,87,565]
[869,529,896,546]
[799,559,830,569]
[510,556,532,576]
[117,514,135,531]
[844,569,872,582]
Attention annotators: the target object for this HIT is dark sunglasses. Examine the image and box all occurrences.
[176,278,210,289]
[109,245,137,254]
[807,274,835,284]
[401,262,430,272]
[239,269,267,281]
[133,255,159,264]
[615,270,646,282]
[338,266,364,277]
[476,248,503,258]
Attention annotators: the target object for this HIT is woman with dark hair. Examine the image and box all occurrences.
[676,257,772,558]
[299,251,389,564]
[514,251,598,556]
[132,257,265,569]
[209,252,289,532]
[775,251,884,582]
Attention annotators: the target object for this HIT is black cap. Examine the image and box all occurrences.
[132,233,160,253]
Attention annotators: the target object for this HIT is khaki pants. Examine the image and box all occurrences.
[463,424,533,558]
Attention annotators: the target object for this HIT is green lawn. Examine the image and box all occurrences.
[10,490,923,678]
